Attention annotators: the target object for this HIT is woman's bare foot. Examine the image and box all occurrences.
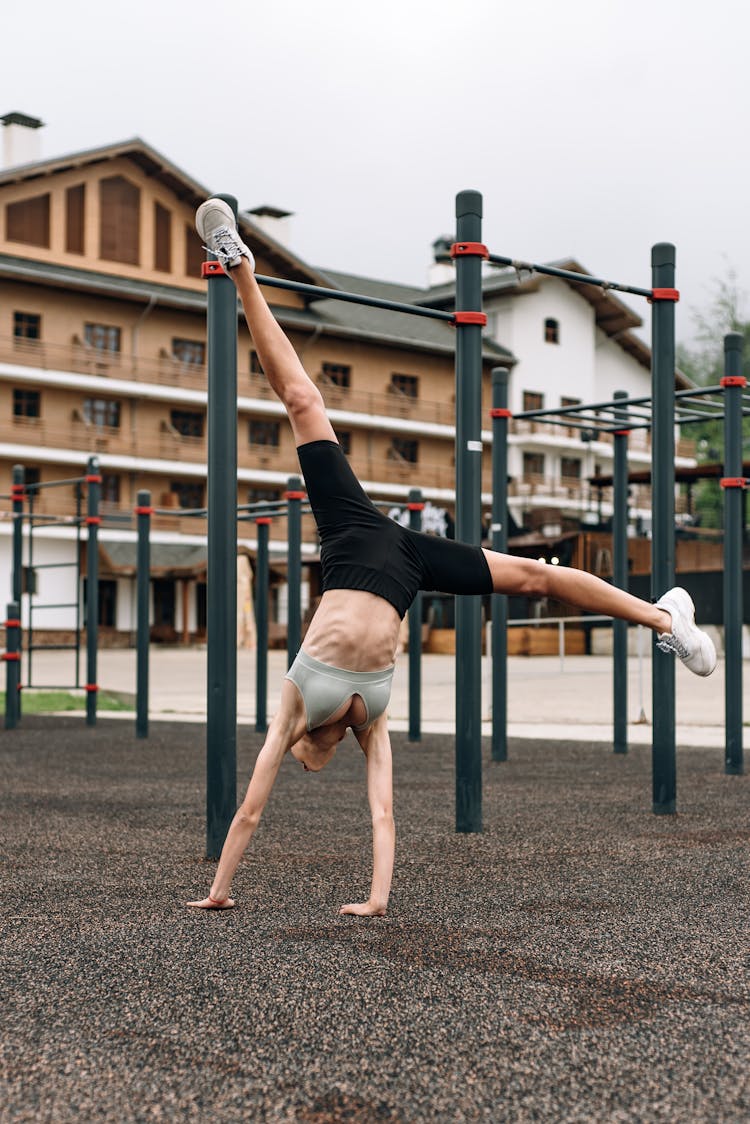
[186,895,236,910]
[339,900,386,917]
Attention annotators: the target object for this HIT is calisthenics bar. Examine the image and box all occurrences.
[486,254,654,300]
[222,270,457,323]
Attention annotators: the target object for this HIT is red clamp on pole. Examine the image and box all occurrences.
[255,516,272,525]
[453,311,487,326]
[649,288,680,302]
[85,474,102,484]
[10,484,25,498]
[489,407,512,418]
[133,506,155,516]
[85,516,102,526]
[720,376,747,388]
[85,683,99,692]
[613,429,631,437]
[4,618,21,628]
[720,477,747,489]
[284,491,306,501]
[202,261,226,278]
[407,502,425,511]
[450,242,490,259]
[2,652,20,662]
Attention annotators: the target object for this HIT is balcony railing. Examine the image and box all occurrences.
[1,336,208,391]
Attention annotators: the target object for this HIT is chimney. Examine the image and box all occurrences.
[247,205,293,248]
[428,234,455,287]
[1,112,44,169]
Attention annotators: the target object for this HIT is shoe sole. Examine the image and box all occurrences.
[195,198,236,241]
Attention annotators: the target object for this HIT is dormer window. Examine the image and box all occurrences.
[544,318,560,344]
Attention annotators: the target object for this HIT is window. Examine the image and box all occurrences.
[84,578,117,627]
[66,185,85,254]
[154,202,171,272]
[248,486,281,506]
[389,437,419,464]
[185,223,204,277]
[560,457,581,480]
[170,409,204,438]
[523,391,544,412]
[170,481,204,509]
[99,176,140,265]
[6,193,50,247]
[249,419,280,447]
[23,467,41,490]
[250,351,264,375]
[390,373,419,399]
[13,312,41,341]
[13,389,40,418]
[523,452,545,480]
[320,361,351,389]
[544,318,560,344]
[172,338,205,366]
[334,430,352,455]
[101,473,121,504]
[83,398,121,428]
[561,396,581,410]
[85,323,121,352]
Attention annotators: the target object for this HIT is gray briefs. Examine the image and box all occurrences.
[285,647,395,732]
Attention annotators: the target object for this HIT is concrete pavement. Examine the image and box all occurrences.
[21,645,749,749]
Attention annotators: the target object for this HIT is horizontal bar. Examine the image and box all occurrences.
[24,475,87,491]
[516,392,654,420]
[27,644,79,651]
[487,254,653,299]
[31,561,78,570]
[256,274,456,321]
[25,684,81,691]
[507,614,614,626]
[29,603,79,610]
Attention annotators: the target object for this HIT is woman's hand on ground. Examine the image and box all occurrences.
[339,900,386,917]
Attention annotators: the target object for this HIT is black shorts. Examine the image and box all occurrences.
[296,440,492,618]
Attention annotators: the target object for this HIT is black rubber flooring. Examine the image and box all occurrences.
[1,716,748,1122]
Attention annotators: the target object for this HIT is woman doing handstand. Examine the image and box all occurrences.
[187,199,716,916]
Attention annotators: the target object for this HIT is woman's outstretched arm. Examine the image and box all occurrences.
[187,683,306,909]
[340,714,395,917]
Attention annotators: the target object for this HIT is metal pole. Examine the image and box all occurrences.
[286,475,303,668]
[135,490,152,740]
[4,602,21,729]
[650,247,677,814]
[722,333,745,775]
[490,367,510,762]
[408,488,424,742]
[613,390,629,754]
[255,517,270,734]
[11,466,24,606]
[206,193,239,860]
[453,190,485,834]
[11,466,24,721]
[85,455,100,727]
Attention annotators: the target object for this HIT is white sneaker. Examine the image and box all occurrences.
[195,198,255,271]
[655,587,717,677]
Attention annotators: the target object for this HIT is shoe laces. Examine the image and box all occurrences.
[202,225,243,266]
[656,633,690,660]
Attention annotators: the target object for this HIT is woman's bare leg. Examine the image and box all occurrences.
[229,260,336,447]
[482,549,671,632]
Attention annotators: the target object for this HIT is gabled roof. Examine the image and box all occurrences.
[312,268,513,364]
[419,256,680,378]
[0,136,331,290]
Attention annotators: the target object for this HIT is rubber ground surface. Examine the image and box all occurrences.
[1,717,748,1122]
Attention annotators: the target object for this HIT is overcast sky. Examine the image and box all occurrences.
[4,0,749,344]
